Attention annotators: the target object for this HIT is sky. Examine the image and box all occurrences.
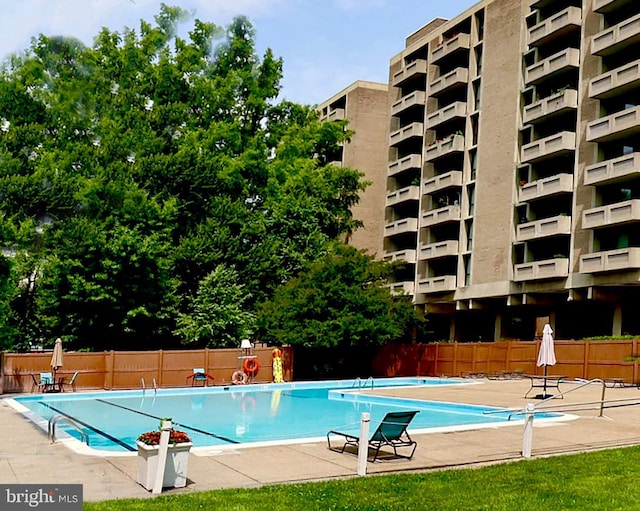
[0,0,478,106]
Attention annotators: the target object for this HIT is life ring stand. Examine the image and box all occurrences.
[232,370,248,385]
[243,357,259,375]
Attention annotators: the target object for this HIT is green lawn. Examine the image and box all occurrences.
[85,446,640,510]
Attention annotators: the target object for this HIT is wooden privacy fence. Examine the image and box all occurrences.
[372,339,640,383]
[0,346,293,394]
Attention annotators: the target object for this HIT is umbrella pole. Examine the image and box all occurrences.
[543,364,548,397]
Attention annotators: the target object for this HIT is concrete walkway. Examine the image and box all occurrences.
[3,378,640,502]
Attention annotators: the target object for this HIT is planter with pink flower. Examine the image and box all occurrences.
[136,419,192,491]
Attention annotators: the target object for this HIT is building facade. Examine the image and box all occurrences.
[318,81,389,257]
[323,0,640,342]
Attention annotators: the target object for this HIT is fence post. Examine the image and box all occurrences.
[357,412,370,476]
[522,403,535,458]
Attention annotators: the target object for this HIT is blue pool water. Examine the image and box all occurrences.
[10,377,539,453]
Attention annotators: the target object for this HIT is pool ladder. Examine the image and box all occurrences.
[48,415,89,445]
[352,376,374,390]
[141,377,158,395]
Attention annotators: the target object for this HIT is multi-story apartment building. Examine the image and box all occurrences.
[318,81,389,257]
[323,0,640,342]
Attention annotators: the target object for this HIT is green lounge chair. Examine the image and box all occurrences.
[327,410,419,461]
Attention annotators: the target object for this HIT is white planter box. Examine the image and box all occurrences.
[136,441,192,491]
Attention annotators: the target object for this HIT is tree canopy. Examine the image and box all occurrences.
[0,5,369,351]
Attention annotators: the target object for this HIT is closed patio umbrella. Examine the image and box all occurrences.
[50,337,64,382]
[536,324,556,398]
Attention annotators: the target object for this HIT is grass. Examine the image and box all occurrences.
[85,446,640,510]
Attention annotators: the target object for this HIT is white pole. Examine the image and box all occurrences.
[522,403,534,458]
[357,412,371,476]
[152,419,172,494]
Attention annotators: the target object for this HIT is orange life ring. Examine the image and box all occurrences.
[243,357,259,375]
[232,370,248,385]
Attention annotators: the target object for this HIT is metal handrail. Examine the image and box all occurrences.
[352,377,362,388]
[364,376,374,389]
[48,415,89,445]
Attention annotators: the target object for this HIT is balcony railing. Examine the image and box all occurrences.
[430,33,471,64]
[389,122,424,147]
[388,154,422,177]
[384,217,419,237]
[528,6,582,47]
[589,59,640,99]
[519,173,574,202]
[525,47,580,86]
[580,247,640,273]
[523,89,578,124]
[417,275,457,294]
[586,106,640,143]
[391,90,426,117]
[423,170,463,195]
[516,215,571,242]
[592,12,640,56]
[514,258,569,281]
[424,134,465,162]
[421,205,461,228]
[429,68,469,97]
[521,131,576,163]
[419,240,460,260]
[325,108,345,122]
[383,249,417,264]
[387,281,415,295]
[585,152,640,186]
[426,102,467,130]
[386,185,421,207]
[583,199,640,229]
[392,59,428,87]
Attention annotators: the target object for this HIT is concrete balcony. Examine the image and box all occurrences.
[514,258,569,282]
[583,199,640,229]
[429,68,469,98]
[580,247,640,273]
[424,134,465,162]
[391,90,426,117]
[521,131,576,163]
[586,106,640,143]
[423,170,463,195]
[523,89,578,124]
[585,153,640,186]
[525,48,580,86]
[426,102,467,130]
[592,12,640,56]
[325,108,345,122]
[388,154,422,177]
[386,185,420,207]
[383,249,417,264]
[593,0,635,14]
[388,281,415,295]
[392,59,428,87]
[417,275,457,294]
[430,33,471,64]
[419,240,460,260]
[528,6,582,47]
[384,217,419,237]
[519,173,574,202]
[589,60,640,99]
[389,122,424,147]
[516,215,572,242]
[421,205,461,228]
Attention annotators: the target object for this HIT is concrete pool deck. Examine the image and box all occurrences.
[3,378,640,502]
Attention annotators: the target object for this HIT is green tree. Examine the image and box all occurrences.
[256,243,422,349]
[0,6,365,350]
[175,264,255,348]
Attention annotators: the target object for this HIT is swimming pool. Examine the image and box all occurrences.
[8,377,558,454]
